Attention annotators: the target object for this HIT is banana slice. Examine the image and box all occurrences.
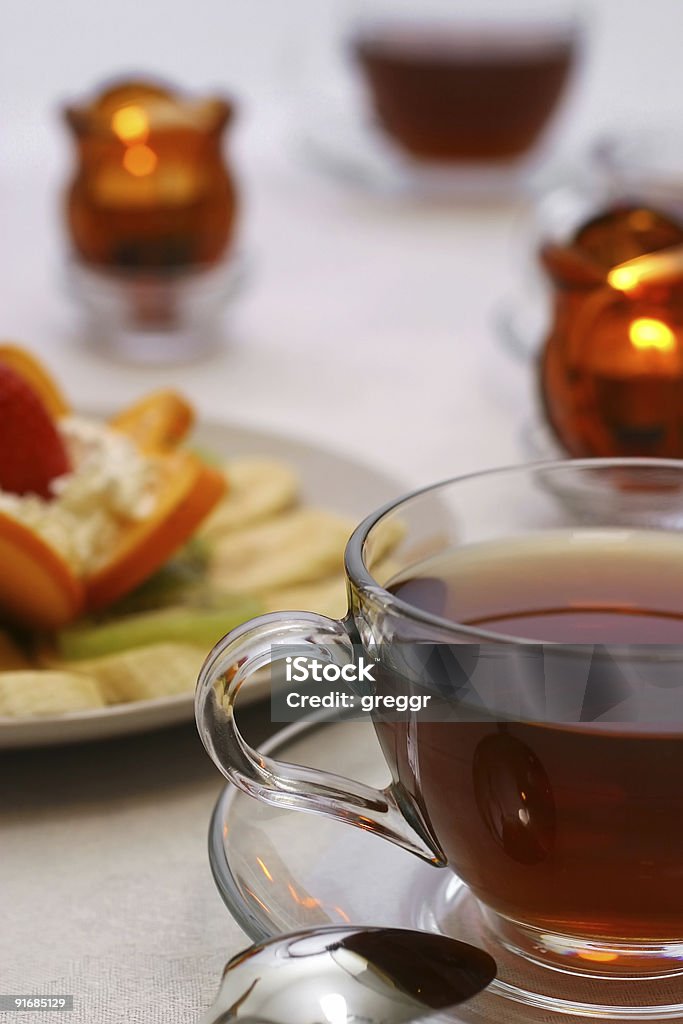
[64,643,207,703]
[209,508,354,594]
[263,557,403,621]
[200,459,299,539]
[265,575,349,620]
[0,671,104,717]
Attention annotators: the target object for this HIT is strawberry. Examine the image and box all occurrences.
[0,363,71,498]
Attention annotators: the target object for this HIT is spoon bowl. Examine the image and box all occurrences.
[202,925,496,1024]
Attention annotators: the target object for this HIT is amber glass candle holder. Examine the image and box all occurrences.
[63,79,241,364]
[540,205,683,458]
[511,130,683,458]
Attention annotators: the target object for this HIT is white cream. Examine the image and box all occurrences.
[0,416,159,574]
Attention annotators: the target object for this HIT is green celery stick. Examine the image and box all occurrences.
[58,600,262,660]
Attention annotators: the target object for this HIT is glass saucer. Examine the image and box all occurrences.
[209,716,683,1022]
[295,98,548,202]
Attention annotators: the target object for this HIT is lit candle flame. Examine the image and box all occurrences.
[629,317,676,353]
[112,104,149,144]
[609,244,683,293]
[112,105,157,177]
[122,143,158,177]
[608,265,641,292]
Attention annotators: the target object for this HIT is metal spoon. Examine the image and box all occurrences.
[201,925,496,1024]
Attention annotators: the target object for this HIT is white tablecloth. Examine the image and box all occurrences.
[3,706,280,1023]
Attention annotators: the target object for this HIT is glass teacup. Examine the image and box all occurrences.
[196,459,683,1015]
[349,0,582,163]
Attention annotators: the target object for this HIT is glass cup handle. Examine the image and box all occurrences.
[195,610,445,865]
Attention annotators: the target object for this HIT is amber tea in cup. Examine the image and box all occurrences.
[384,531,683,942]
[352,18,578,162]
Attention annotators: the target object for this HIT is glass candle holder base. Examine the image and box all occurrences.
[67,255,245,366]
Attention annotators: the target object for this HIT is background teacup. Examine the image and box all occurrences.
[350,0,583,164]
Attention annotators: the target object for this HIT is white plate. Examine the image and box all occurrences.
[0,417,404,749]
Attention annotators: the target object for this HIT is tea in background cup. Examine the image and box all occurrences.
[350,0,582,162]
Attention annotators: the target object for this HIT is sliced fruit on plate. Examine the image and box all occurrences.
[104,538,212,615]
[0,343,70,418]
[62,643,211,703]
[0,512,84,628]
[208,508,354,593]
[199,458,299,538]
[0,670,104,717]
[109,390,194,451]
[86,450,226,611]
[0,362,71,498]
[0,347,227,626]
[56,597,262,660]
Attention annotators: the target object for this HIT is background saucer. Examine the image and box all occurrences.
[295,99,548,202]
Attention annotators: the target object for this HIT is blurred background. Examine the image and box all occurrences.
[3,0,683,483]
[5,0,683,133]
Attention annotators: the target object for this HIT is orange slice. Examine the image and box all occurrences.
[109,391,195,452]
[0,511,83,628]
[0,344,70,418]
[86,451,226,610]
